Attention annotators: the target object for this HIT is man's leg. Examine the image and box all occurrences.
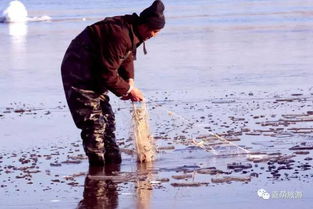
[100,94,122,164]
[66,87,107,166]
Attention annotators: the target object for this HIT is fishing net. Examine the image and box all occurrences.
[132,102,156,163]
[149,104,251,157]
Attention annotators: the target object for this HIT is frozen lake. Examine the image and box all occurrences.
[0,0,313,208]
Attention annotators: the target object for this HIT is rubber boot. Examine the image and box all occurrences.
[104,140,122,164]
[88,153,105,166]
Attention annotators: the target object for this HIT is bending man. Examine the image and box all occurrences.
[61,0,165,166]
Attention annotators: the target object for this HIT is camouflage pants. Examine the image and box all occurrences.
[65,86,119,161]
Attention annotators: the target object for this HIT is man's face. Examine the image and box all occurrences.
[138,24,161,41]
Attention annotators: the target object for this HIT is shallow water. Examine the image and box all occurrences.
[1,0,313,208]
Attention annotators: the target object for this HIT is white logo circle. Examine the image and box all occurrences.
[257,189,266,197]
[257,189,270,200]
[263,192,270,200]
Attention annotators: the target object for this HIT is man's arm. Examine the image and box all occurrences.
[118,52,134,82]
[118,52,135,94]
[118,53,145,101]
[93,23,144,101]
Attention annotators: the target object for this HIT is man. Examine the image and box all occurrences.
[61,0,165,166]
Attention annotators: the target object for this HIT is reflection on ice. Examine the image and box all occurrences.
[7,22,27,69]
[78,164,120,209]
[8,22,27,62]
[77,162,154,209]
[136,162,153,209]
[9,22,27,39]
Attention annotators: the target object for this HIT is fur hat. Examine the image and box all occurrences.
[140,0,165,29]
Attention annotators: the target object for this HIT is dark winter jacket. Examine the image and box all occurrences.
[61,14,141,97]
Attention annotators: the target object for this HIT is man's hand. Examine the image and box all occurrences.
[120,87,144,101]
[120,79,144,102]
[128,87,144,102]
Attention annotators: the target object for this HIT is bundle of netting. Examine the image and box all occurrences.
[132,102,155,163]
